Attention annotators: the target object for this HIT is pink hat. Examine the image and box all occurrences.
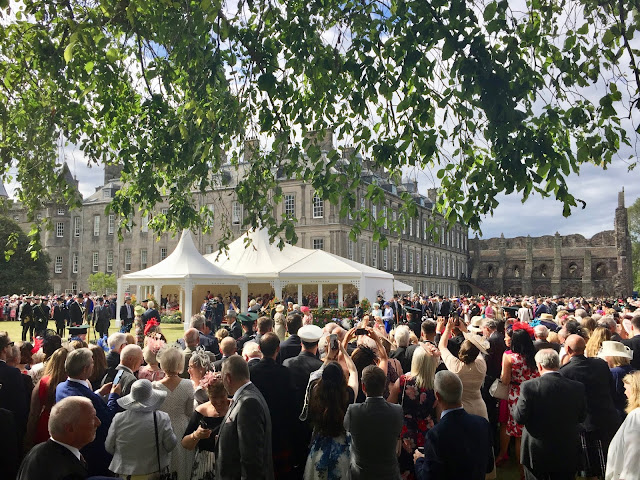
[300,306,310,313]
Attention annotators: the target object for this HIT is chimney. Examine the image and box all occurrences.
[244,138,259,162]
[304,128,334,152]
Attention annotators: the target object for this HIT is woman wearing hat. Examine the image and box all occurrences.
[133,305,146,346]
[599,341,636,420]
[105,379,178,478]
[274,304,286,341]
[438,318,489,419]
[301,305,314,326]
[182,371,230,479]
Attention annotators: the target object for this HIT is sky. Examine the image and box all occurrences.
[8,147,635,242]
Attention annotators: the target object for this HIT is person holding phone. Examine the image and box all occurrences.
[182,372,230,479]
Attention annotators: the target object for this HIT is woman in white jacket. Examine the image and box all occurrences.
[606,371,640,480]
[105,379,178,478]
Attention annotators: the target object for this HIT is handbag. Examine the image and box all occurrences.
[151,411,177,480]
[489,378,509,400]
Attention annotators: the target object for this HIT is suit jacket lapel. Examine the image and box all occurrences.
[216,387,246,451]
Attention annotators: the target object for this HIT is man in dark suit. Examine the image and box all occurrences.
[283,325,324,476]
[344,365,403,479]
[20,295,34,341]
[32,297,49,337]
[142,300,161,326]
[92,297,111,339]
[214,337,238,372]
[414,371,494,480]
[217,355,274,480]
[53,296,68,337]
[0,333,28,440]
[533,325,561,353]
[17,396,100,480]
[251,333,296,479]
[227,310,242,340]
[439,296,452,319]
[56,347,121,477]
[390,295,403,328]
[352,300,364,321]
[236,314,257,354]
[622,315,640,369]
[69,294,84,327]
[559,335,619,480]
[514,349,586,480]
[278,313,303,364]
[119,297,135,331]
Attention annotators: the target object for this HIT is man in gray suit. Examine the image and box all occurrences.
[344,365,403,479]
[216,355,274,480]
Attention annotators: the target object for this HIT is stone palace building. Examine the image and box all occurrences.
[3,134,470,298]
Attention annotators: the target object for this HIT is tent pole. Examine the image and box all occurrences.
[317,284,323,308]
[338,284,343,308]
[240,282,248,312]
[184,279,193,329]
[297,284,303,306]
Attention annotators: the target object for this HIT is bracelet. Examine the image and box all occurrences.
[192,432,198,441]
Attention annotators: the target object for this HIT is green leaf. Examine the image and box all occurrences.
[483,2,497,21]
[84,61,94,74]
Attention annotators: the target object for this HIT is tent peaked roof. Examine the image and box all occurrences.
[205,228,310,277]
[280,250,394,279]
[122,230,243,280]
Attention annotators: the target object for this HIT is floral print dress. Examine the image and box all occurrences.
[506,352,539,437]
[398,374,437,480]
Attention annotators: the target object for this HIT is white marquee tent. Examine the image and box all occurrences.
[205,229,410,307]
[117,230,247,329]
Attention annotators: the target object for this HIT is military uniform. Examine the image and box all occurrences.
[32,300,49,337]
[20,299,34,341]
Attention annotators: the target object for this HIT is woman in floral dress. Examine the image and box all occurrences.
[500,323,538,478]
[395,344,439,480]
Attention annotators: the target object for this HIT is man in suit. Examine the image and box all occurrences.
[251,333,296,479]
[82,293,94,324]
[352,300,364,321]
[32,297,49,337]
[481,318,507,451]
[20,295,34,341]
[227,310,242,339]
[142,300,161,326]
[56,347,121,477]
[283,324,324,476]
[69,293,84,327]
[622,314,640,369]
[278,313,303,364]
[0,332,28,439]
[92,297,111,339]
[533,325,561,353]
[390,325,413,373]
[100,344,143,395]
[236,314,257,354]
[439,296,451,319]
[53,296,68,337]
[17,396,100,480]
[178,314,220,356]
[119,297,135,330]
[217,355,274,480]
[514,349,586,480]
[344,365,403,479]
[559,334,619,480]
[214,337,238,372]
[390,295,403,328]
[414,371,494,480]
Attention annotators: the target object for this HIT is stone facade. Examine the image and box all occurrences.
[5,149,468,297]
[468,190,633,297]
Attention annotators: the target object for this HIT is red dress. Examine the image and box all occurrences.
[506,353,539,437]
[34,376,53,444]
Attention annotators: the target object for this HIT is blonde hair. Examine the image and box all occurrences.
[608,356,631,368]
[585,326,611,358]
[157,345,185,375]
[623,371,640,414]
[410,346,437,390]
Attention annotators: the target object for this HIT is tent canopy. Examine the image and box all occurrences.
[121,230,244,282]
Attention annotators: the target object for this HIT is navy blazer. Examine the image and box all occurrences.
[416,409,493,480]
[55,379,119,477]
[18,439,87,480]
[0,361,27,433]
[277,334,302,364]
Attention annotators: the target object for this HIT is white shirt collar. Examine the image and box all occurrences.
[232,381,252,402]
[541,370,560,376]
[50,438,81,461]
[67,377,92,389]
[440,406,464,419]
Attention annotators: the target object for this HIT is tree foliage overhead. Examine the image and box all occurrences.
[0,215,50,293]
[0,0,638,250]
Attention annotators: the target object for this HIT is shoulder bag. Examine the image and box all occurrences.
[151,411,177,480]
[489,378,509,400]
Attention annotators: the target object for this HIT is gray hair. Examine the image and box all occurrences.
[108,332,128,351]
[222,354,249,382]
[120,344,143,365]
[65,348,94,377]
[394,325,411,348]
[534,325,549,339]
[534,349,560,370]
[49,396,93,437]
[190,314,206,330]
[575,308,587,319]
[148,300,155,309]
[598,315,617,330]
[157,345,184,375]
[184,328,200,347]
[189,348,213,371]
[434,370,463,405]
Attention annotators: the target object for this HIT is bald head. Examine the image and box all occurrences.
[184,328,200,348]
[220,337,237,357]
[565,334,585,356]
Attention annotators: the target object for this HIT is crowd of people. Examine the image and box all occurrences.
[0,292,639,480]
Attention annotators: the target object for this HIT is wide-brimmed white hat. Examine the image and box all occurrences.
[117,379,167,411]
[275,304,285,313]
[468,316,484,333]
[598,341,633,360]
[463,332,490,355]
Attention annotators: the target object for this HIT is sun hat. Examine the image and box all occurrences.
[462,332,490,355]
[468,316,484,333]
[372,303,380,309]
[134,305,145,317]
[117,379,167,411]
[300,306,310,314]
[598,341,633,360]
[540,313,554,320]
[275,304,285,313]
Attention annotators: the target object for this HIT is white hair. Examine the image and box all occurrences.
[242,341,262,359]
[394,325,411,348]
[108,332,127,351]
[535,349,560,370]
[534,325,549,339]
[157,345,185,375]
[65,348,93,378]
[434,370,463,404]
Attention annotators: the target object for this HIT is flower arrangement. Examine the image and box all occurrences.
[360,297,371,311]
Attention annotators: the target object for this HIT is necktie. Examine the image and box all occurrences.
[79,453,87,469]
